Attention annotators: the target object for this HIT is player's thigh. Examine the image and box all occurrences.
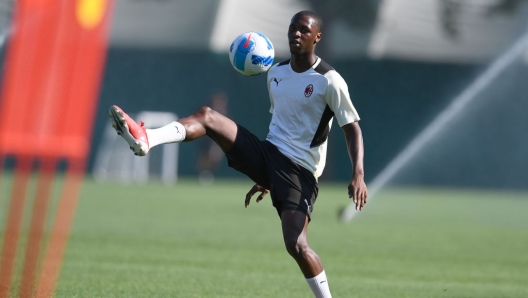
[200,107,238,152]
[281,209,309,244]
[225,125,270,188]
[268,149,318,218]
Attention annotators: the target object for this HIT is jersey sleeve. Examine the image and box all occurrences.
[267,64,276,114]
[324,70,360,127]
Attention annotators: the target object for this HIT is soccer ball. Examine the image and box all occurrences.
[229,32,274,76]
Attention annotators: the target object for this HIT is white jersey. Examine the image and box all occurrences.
[266,57,360,178]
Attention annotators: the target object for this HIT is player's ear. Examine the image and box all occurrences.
[314,32,322,44]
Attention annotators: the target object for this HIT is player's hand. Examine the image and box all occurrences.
[348,174,368,211]
[245,184,269,208]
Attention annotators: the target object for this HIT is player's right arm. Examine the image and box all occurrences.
[244,184,269,208]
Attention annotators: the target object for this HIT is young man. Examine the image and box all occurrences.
[109,10,367,298]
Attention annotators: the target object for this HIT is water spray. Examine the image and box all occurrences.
[341,31,528,222]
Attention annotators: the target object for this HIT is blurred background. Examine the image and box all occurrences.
[93,0,528,190]
[1,0,528,190]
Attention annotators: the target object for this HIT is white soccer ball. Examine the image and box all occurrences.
[229,32,274,76]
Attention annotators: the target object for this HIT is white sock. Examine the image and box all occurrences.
[305,270,332,298]
[145,121,186,148]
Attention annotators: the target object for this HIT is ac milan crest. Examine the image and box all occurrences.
[304,84,313,97]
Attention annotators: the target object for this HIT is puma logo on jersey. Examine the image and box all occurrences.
[272,78,282,86]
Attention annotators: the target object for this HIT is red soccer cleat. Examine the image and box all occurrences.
[109,105,150,156]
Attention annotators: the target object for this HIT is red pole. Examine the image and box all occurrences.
[34,159,86,298]
[19,157,57,298]
[0,156,33,298]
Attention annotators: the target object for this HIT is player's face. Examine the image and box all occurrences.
[288,15,321,56]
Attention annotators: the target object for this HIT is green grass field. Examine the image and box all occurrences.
[2,178,528,297]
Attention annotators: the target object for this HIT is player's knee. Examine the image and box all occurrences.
[284,237,310,259]
[196,106,217,125]
[195,106,211,118]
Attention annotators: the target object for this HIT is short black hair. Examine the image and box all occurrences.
[293,10,323,32]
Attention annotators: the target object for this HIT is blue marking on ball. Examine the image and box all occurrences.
[251,55,273,67]
[256,32,273,50]
[233,38,254,72]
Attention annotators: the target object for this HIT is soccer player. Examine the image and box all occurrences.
[109,10,367,298]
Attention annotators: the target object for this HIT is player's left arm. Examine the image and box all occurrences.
[325,70,367,210]
[342,122,368,211]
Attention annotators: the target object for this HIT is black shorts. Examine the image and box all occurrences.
[225,124,318,219]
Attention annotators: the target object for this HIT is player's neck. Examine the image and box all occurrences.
[290,54,318,73]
